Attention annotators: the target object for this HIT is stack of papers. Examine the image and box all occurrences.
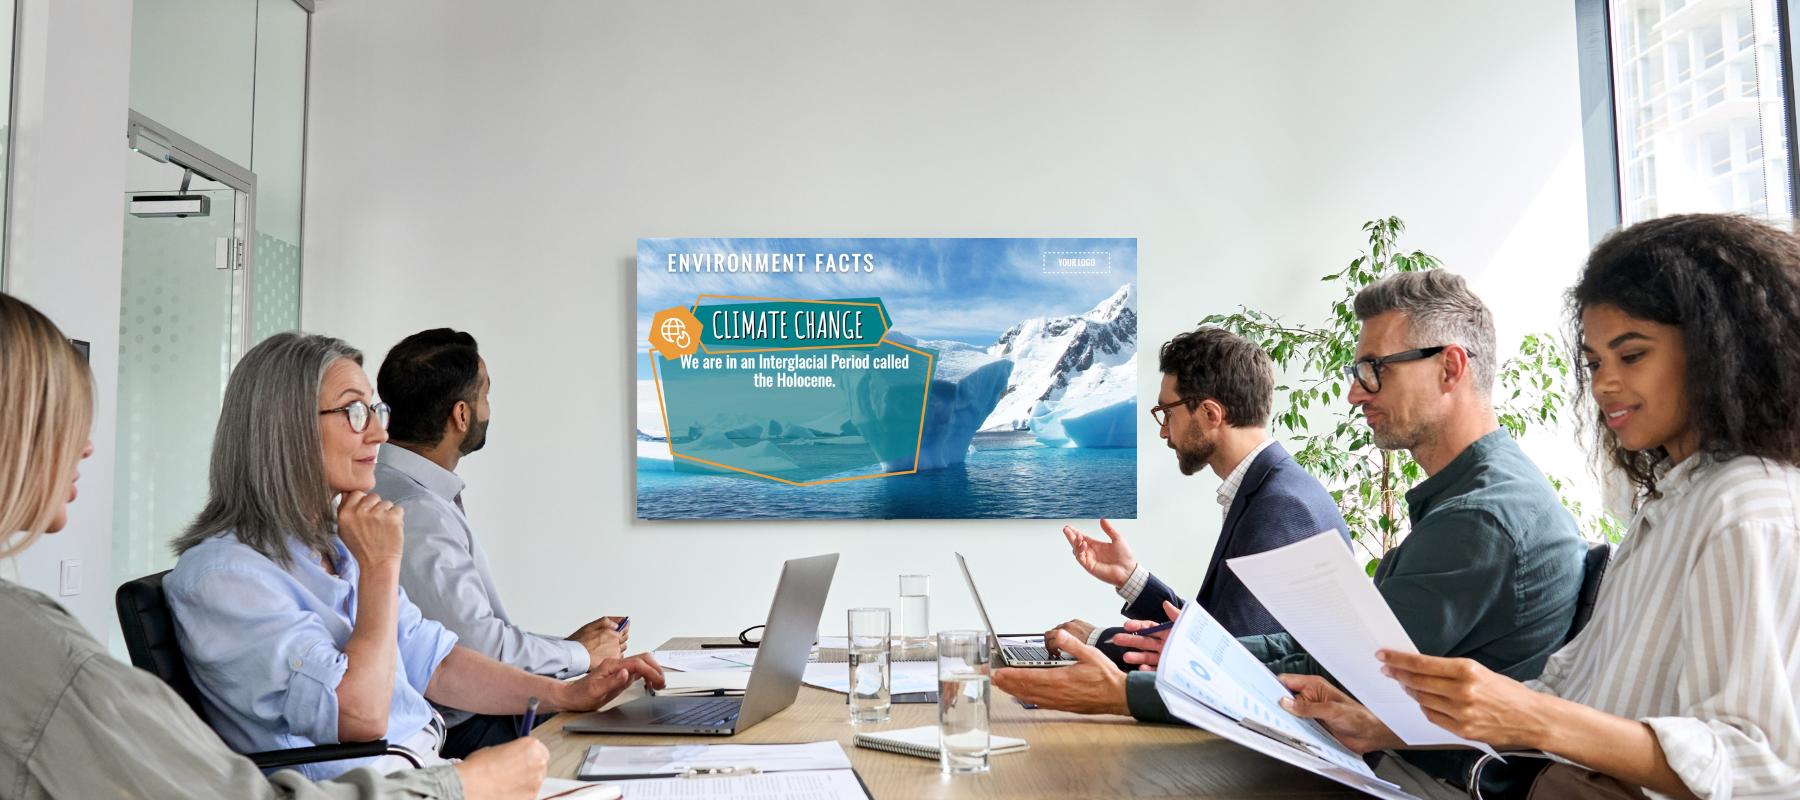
[578,741,851,780]
[651,649,757,672]
[1152,595,1419,799]
[601,770,867,798]
[800,661,937,695]
[576,741,868,798]
[535,778,619,799]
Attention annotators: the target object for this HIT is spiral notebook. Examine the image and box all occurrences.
[852,726,1029,760]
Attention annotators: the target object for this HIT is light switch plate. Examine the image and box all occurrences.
[59,559,81,596]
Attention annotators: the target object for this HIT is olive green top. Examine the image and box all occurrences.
[0,579,462,799]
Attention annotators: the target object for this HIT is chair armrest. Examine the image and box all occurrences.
[1468,751,1556,800]
[247,739,422,770]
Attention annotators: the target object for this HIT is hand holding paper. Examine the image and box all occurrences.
[1277,674,1405,753]
[1225,531,1499,756]
[1376,650,1554,750]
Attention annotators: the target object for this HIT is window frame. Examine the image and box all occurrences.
[1577,0,1800,242]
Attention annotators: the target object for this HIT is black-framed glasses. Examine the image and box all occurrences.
[1341,346,1471,394]
[319,400,391,433]
[1149,396,1206,427]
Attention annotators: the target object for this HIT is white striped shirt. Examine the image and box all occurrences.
[1527,454,1800,798]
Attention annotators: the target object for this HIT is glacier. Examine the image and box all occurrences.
[847,332,1013,471]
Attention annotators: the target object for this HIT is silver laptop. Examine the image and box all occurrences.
[956,552,1072,668]
[564,552,838,735]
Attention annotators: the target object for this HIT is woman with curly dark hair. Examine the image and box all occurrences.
[1277,214,1800,799]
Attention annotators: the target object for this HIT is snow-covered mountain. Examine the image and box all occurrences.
[980,283,1137,433]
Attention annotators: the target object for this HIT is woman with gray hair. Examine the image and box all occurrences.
[166,332,663,783]
[0,292,547,798]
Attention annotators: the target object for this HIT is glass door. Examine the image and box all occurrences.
[113,113,255,582]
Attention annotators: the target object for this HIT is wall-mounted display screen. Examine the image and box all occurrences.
[636,237,1138,520]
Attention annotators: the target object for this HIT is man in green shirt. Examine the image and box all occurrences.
[997,270,1586,789]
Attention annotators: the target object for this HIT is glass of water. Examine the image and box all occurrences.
[847,607,891,724]
[936,629,991,774]
[898,574,930,654]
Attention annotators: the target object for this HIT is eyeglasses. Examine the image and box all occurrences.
[1341,346,1471,394]
[318,400,391,433]
[1149,396,1207,427]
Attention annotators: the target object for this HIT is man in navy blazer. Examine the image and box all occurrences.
[1045,326,1350,668]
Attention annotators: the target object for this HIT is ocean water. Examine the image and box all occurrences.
[636,443,1137,520]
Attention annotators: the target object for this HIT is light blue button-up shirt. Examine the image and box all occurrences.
[165,530,459,781]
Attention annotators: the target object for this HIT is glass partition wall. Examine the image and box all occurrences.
[112,0,308,589]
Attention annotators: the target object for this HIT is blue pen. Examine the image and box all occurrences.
[614,616,630,632]
[518,696,539,737]
[1104,620,1173,644]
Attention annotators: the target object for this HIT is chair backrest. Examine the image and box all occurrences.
[116,570,208,718]
[1564,541,1612,645]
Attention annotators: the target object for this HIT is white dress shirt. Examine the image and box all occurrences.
[374,444,590,727]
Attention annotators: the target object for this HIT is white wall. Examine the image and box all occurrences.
[302,1,1593,652]
[2,0,135,637]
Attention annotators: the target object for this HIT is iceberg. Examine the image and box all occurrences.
[684,412,768,442]
[770,419,823,440]
[1028,401,1072,448]
[636,379,668,439]
[636,439,675,470]
[674,432,801,476]
[848,332,1013,472]
[1061,398,1136,448]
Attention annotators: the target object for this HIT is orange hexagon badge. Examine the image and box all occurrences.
[648,305,704,359]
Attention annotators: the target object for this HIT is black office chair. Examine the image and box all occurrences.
[1463,540,1614,799]
[1563,540,1612,645]
[116,570,421,771]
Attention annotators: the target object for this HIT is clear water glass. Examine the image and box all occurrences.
[898,574,930,653]
[937,629,991,774]
[847,607,891,724]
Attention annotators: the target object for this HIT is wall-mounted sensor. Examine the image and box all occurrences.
[129,195,210,218]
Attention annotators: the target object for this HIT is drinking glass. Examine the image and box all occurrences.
[937,629,991,773]
[847,607,891,723]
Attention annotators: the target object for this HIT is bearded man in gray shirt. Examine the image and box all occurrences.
[373,329,628,758]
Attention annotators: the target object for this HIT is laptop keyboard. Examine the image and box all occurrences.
[1005,645,1054,661]
[650,697,742,728]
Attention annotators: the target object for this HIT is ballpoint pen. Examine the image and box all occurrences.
[518,696,540,737]
[1104,620,1174,644]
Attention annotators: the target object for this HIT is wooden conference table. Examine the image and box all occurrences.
[533,637,1365,799]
